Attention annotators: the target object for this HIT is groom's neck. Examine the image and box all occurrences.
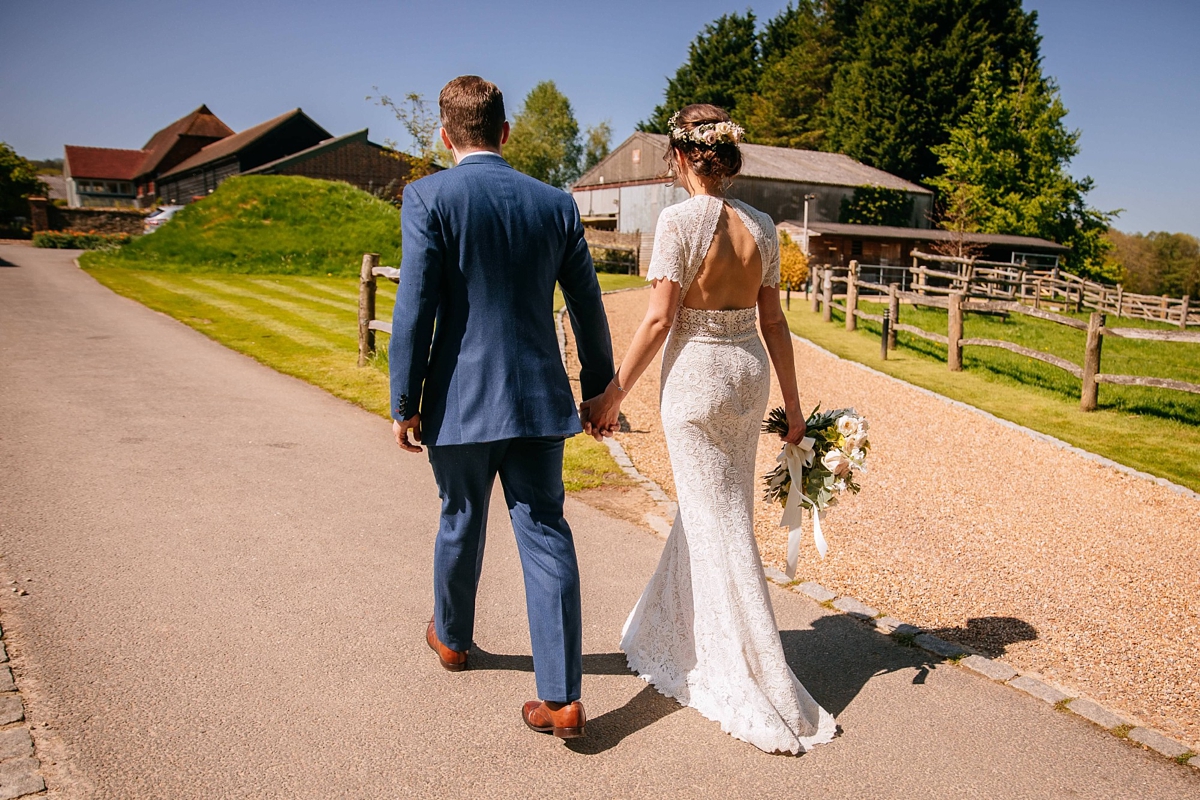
[452,146,502,164]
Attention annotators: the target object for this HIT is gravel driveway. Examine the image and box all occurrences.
[566,287,1200,751]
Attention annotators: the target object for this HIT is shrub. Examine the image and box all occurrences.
[33,230,134,249]
[779,230,809,289]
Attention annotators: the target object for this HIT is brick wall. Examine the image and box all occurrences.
[28,197,149,235]
[274,141,414,200]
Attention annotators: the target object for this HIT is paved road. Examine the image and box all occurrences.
[2,244,1197,799]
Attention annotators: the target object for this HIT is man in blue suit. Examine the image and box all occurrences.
[389,76,614,739]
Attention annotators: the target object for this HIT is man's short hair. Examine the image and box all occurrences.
[439,76,506,150]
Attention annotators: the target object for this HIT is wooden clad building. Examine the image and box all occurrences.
[572,132,934,234]
[242,129,416,201]
[155,109,332,204]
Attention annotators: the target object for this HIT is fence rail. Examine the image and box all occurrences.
[808,260,1200,411]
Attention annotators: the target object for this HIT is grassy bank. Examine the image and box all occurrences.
[784,299,1200,491]
[81,175,403,275]
[85,266,641,490]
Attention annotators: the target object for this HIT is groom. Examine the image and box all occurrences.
[388,76,614,738]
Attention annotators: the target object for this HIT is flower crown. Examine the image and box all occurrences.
[668,111,745,147]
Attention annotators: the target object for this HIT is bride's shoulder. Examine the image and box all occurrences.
[730,199,777,239]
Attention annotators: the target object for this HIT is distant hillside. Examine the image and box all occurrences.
[81,175,401,275]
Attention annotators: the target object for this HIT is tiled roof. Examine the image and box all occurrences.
[137,104,234,177]
[159,109,330,179]
[63,146,147,180]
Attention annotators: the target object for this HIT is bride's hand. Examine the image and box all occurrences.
[783,405,807,445]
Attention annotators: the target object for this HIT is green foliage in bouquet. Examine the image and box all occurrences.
[761,404,869,510]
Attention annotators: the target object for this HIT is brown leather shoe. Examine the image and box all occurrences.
[522,700,586,739]
[426,618,467,672]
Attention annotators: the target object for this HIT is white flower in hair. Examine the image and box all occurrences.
[668,111,745,147]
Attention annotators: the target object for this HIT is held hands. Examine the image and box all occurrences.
[782,404,808,445]
[393,414,423,454]
[579,381,624,442]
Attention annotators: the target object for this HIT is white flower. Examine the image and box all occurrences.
[846,432,869,452]
[822,449,852,477]
[836,415,860,438]
[832,478,847,493]
[700,128,719,145]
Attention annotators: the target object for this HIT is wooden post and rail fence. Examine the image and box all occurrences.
[812,259,1200,411]
[357,253,399,366]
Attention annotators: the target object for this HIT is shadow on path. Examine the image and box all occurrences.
[472,612,1038,754]
[782,613,1039,718]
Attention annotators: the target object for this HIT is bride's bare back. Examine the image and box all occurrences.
[682,202,763,311]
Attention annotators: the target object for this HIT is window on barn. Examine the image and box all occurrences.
[851,240,863,256]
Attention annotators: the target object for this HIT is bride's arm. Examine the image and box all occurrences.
[581,278,680,437]
[758,285,807,443]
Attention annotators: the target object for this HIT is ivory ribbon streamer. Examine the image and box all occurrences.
[778,436,826,578]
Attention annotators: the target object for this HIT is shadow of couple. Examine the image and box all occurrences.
[472,613,1038,755]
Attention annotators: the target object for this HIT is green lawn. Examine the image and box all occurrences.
[85,265,638,491]
[784,297,1200,491]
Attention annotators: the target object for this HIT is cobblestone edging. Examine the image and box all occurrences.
[0,615,46,799]
[759,566,1200,773]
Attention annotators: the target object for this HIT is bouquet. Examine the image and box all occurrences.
[762,405,870,576]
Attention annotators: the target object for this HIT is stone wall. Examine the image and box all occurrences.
[28,197,149,235]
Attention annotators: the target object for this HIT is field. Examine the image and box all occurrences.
[784,295,1200,491]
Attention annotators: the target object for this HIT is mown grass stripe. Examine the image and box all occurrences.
[192,277,363,338]
[135,274,348,351]
[243,278,360,313]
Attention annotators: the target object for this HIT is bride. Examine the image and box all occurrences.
[581,104,838,754]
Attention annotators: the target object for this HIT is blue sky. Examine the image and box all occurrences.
[2,0,1196,235]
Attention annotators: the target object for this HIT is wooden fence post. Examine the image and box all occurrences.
[1034,277,1042,310]
[880,310,890,360]
[1115,284,1123,318]
[822,269,833,323]
[810,266,821,313]
[887,282,900,350]
[1179,295,1190,330]
[845,260,859,331]
[948,291,964,372]
[358,252,379,367]
[914,254,924,296]
[1080,311,1105,411]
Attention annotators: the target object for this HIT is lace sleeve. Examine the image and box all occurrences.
[646,212,684,285]
[761,215,781,288]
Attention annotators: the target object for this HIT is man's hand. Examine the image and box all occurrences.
[580,388,621,442]
[393,415,423,453]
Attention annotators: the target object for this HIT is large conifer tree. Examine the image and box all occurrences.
[825,0,1041,183]
[640,13,760,132]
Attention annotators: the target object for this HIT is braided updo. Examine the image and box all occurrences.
[665,104,744,183]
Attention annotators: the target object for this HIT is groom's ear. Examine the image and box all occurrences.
[440,127,455,152]
[500,121,510,146]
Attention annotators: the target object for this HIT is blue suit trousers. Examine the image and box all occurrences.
[426,436,582,703]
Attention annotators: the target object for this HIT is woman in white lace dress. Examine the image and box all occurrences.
[581,105,837,755]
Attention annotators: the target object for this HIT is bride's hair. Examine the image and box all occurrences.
[664,104,744,183]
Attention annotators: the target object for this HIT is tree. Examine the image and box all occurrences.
[504,81,584,188]
[838,186,913,226]
[1107,230,1199,298]
[779,230,810,289]
[928,60,1116,276]
[368,89,451,177]
[640,13,760,133]
[0,143,46,225]
[826,0,1041,184]
[738,1,866,149]
[582,121,612,172]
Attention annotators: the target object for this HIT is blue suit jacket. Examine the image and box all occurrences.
[388,152,614,446]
